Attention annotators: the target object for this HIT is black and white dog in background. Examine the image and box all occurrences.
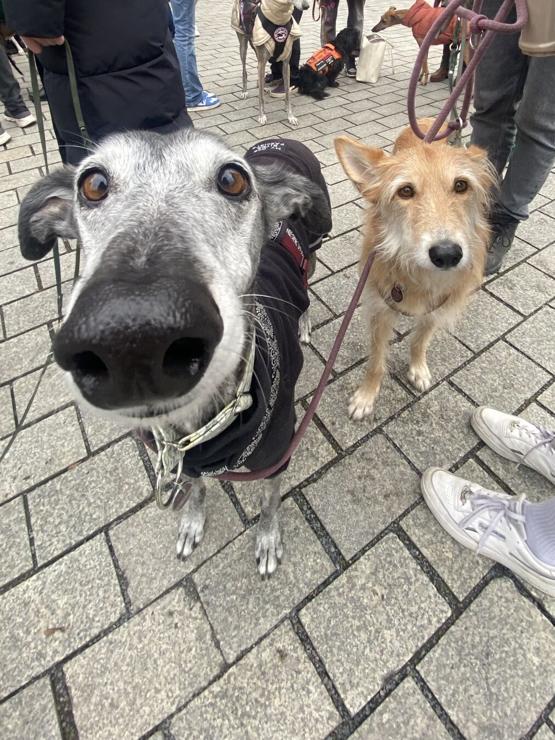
[18,130,331,576]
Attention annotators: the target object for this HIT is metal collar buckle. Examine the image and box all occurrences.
[153,333,257,508]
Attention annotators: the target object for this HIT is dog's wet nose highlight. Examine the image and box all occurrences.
[53,277,223,411]
[428,240,463,269]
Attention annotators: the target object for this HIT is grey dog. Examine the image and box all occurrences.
[18,129,330,576]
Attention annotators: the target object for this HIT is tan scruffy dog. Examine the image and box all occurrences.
[335,121,496,420]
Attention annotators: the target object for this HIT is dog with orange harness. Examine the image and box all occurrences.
[297,26,359,99]
[371,0,461,84]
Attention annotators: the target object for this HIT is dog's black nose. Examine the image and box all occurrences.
[53,277,223,411]
[428,240,463,269]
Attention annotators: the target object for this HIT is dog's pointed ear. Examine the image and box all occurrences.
[334,136,387,195]
[19,167,77,260]
[252,163,332,235]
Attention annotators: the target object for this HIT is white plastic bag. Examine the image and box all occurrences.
[356,33,393,84]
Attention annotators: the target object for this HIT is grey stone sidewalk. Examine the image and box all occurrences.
[1,1,554,738]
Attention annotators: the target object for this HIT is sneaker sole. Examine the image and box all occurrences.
[4,115,36,128]
[0,133,12,146]
[421,467,555,597]
[187,101,222,112]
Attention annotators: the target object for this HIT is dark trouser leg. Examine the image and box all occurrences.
[0,42,28,116]
[346,0,365,55]
[320,0,339,44]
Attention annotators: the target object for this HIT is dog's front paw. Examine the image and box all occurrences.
[299,310,311,344]
[255,523,283,578]
[418,74,429,86]
[176,504,206,559]
[258,113,267,125]
[408,363,432,392]
[348,387,376,421]
[288,115,298,127]
[240,90,249,100]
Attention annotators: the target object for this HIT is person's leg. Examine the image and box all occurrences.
[0,42,29,117]
[170,0,204,106]
[346,0,365,74]
[321,0,339,45]
[430,44,450,82]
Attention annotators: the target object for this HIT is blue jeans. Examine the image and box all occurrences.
[170,0,203,106]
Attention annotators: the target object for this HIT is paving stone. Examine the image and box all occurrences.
[111,486,243,610]
[29,438,151,563]
[296,345,325,400]
[493,235,537,272]
[172,623,340,739]
[0,224,18,250]
[308,293,333,326]
[3,285,61,336]
[389,330,472,390]
[318,231,362,272]
[13,362,73,425]
[328,179,360,208]
[507,306,555,372]
[0,326,52,385]
[516,210,555,248]
[66,587,224,740]
[233,419,337,519]
[194,499,334,661]
[0,190,18,211]
[529,243,555,277]
[1,407,87,501]
[0,204,19,230]
[329,201,363,237]
[0,678,61,739]
[37,249,80,287]
[79,409,130,451]
[352,678,450,740]
[532,725,555,740]
[0,245,31,276]
[385,384,476,472]
[420,578,555,740]
[311,257,331,283]
[452,290,521,352]
[538,383,555,414]
[0,168,41,194]
[305,434,419,559]
[452,341,550,411]
[487,264,555,315]
[0,385,14,438]
[300,535,450,714]
[0,537,123,698]
[311,307,367,373]
[0,497,32,587]
[311,264,359,315]
[314,371,412,449]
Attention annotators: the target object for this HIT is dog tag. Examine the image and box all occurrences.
[391,284,403,303]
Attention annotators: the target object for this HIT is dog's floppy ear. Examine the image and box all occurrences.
[334,136,387,196]
[19,167,77,260]
[252,163,332,235]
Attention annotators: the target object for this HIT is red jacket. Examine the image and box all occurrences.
[402,0,457,44]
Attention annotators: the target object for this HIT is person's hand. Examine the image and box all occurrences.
[22,36,65,54]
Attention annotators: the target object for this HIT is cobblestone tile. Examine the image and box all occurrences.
[13,363,72,424]
[0,245,30,275]
[318,231,361,272]
[0,385,14,439]
[0,224,18,249]
[0,537,123,698]
[452,290,521,352]
[311,308,367,372]
[419,578,555,740]
[233,419,337,519]
[507,306,555,372]
[0,325,51,384]
[29,439,151,563]
[495,236,536,272]
[194,499,334,661]
[389,331,472,390]
[385,384,475,472]
[172,623,340,739]
[487,264,555,315]
[0,190,17,210]
[529,243,555,277]
[300,535,450,714]
[1,407,87,501]
[111,486,243,610]
[538,383,555,414]
[314,372,412,449]
[3,285,61,336]
[452,341,550,411]
[0,204,19,230]
[296,345,325,400]
[0,168,41,194]
[66,587,224,740]
[516,211,555,248]
[352,678,450,739]
[329,201,363,237]
[311,264,359,314]
[79,409,130,451]
[0,497,32,587]
[0,678,60,739]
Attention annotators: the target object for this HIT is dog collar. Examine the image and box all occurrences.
[378,282,450,316]
[152,331,257,508]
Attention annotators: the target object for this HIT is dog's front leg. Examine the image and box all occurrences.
[256,48,268,125]
[417,40,429,85]
[176,477,207,559]
[408,316,437,392]
[255,475,283,577]
[349,306,397,420]
[238,32,249,99]
[283,60,298,127]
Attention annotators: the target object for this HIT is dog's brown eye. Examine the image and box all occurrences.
[454,179,468,193]
[398,185,415,199]
[217,165,250,198]
[79,170,109,203]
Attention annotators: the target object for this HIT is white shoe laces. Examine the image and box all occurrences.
[511,421,555,469]
[459,488,526,555]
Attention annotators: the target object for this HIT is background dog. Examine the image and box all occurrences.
[17,130,331,576]
[232,0,309,125]
[297,26,359,100]
[335,121,496,420]
[371,1,460,84]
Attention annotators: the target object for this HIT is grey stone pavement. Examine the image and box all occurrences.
[1,1,555,738]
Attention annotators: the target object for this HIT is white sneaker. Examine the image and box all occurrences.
[0,130,11,146]
[4,111,36,128]
[472,406,555,484]
[421,467,555,597]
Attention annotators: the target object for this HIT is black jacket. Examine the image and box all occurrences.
[5,0,191,165]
